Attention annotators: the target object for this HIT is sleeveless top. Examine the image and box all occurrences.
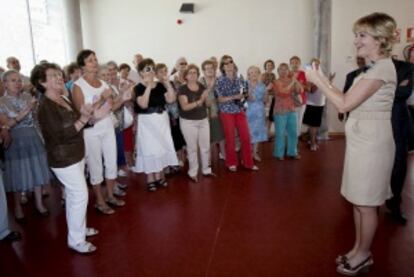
[74,76,113,134]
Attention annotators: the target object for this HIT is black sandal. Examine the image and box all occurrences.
[157,179,168,187]
[147,181,158,192]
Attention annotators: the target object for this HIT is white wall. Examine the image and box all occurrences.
[330,0,414,132]
[80,0,414,132]
[79,0,314,76]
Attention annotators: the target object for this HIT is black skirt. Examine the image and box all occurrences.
[303,105,324,127]
[268,97,275,122]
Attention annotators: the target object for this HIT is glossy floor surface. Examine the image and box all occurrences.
[1,138,413,277]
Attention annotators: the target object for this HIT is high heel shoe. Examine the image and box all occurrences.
[335,254,348,265]
[337,255,373,276]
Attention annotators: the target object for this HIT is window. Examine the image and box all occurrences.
[0,0,67,75]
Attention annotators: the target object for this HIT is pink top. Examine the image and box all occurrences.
[272,79,296,114]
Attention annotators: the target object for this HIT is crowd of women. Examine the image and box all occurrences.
[0,51,324,251]
[0,11,406,276]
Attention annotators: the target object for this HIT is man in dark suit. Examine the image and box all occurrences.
[338,57,366,121]
[385,59,414,225]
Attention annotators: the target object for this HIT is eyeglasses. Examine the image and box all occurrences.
[179,62,188,66]
[143,66,154,73]
[224,60,234,65]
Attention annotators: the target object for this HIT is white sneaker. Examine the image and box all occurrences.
[310,144,319,151]
[219,152,225,160]
[69,241,97,254]
[85,227,99,237]
[118,169,128,177]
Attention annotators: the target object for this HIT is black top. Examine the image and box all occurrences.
[134,82,167,114]
[178,83,207,120]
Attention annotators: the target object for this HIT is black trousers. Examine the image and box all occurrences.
[407,106,414,151]
[389,113,410,209]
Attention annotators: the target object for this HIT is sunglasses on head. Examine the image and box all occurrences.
[143,66,154,73]
[224,60,234,65]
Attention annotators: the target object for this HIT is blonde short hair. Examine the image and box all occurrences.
[353,12,396,56]
[247,66,261,78]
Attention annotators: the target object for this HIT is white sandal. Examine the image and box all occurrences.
[86,227,99,237]
[69,241,97,254]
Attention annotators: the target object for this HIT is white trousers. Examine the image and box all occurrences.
[84,128,117,185]
[295,105,306,135]
[180,117,211,177]
[51,160,88,247]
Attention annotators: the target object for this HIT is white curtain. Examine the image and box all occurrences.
[314,0,332,138]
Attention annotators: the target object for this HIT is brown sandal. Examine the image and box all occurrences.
[94,204,115,215]
[106,197,125,207]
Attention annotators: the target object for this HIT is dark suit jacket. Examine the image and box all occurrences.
[392,59,414,108]
[343,68,365,93]
[391,59,414,144]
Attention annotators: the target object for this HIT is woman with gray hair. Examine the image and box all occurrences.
[0,70,52,221]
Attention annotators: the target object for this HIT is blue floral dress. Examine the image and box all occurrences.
[246,82,268,143]
[0,92,52,192]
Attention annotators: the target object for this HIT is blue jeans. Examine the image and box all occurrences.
[115,129,126,167]
[273,112,298,158]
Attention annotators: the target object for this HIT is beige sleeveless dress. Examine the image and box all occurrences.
[341,58,397,206]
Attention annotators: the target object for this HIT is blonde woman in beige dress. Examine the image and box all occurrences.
[306,13,397,276]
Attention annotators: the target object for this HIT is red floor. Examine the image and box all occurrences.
[1,138,413,277]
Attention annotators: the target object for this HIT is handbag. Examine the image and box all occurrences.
[123,106,134,129]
